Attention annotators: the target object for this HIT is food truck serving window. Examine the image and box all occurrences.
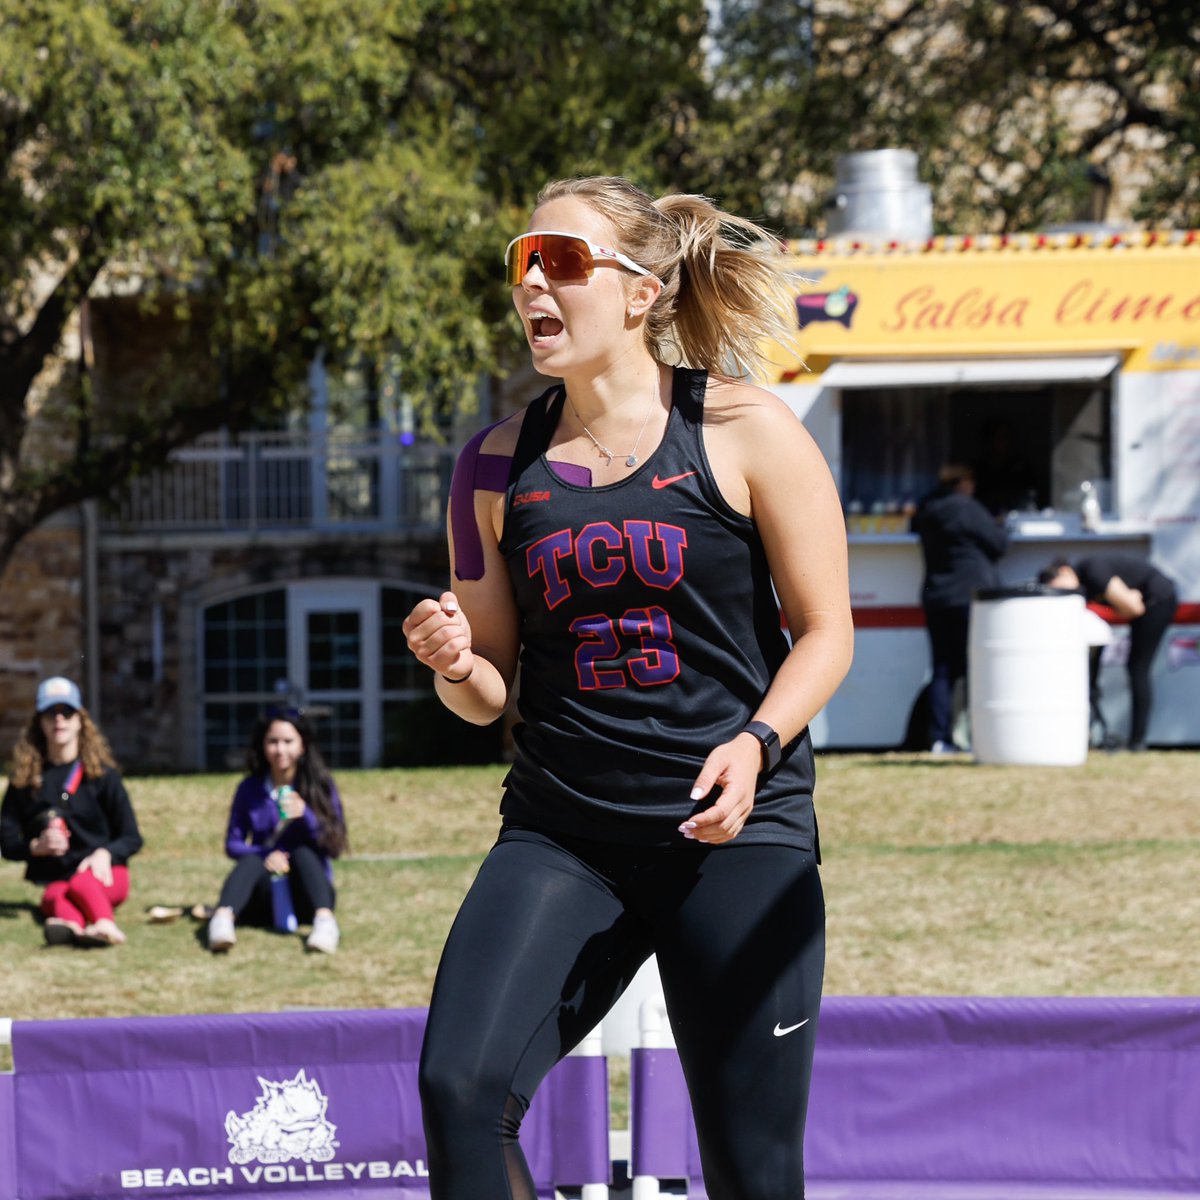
[840,375,1113,520]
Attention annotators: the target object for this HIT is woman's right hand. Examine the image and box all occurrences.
[277,790,307,821]
[30,827,68,857]
[402,592,474,681]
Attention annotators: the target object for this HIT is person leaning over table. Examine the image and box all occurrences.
[1039,553,1178,751]
[0,676,143,946]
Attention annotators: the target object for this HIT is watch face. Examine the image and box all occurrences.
[763,735,781,771]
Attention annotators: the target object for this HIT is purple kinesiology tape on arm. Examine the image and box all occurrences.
[450,424,592,580]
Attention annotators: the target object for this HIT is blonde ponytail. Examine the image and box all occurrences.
[536,176,798,379]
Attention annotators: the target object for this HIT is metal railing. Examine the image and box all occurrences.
[101,429,457,535]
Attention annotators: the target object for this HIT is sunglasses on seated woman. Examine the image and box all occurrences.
[504,231,655,287]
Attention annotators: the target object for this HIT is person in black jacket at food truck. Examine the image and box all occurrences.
[911,465,1009,753]
[1039,553,1178,751]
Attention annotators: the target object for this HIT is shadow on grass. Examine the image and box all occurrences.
[838,756,977,769]
[2,900,146,951]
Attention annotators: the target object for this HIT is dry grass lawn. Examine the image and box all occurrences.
[3,750,1199,1034]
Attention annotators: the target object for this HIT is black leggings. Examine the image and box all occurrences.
[418,826,825,1200]
[216,845,335,925]
[925,604,969,746]
[1126,591,1176,746]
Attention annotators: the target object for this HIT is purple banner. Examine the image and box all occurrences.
[524,1053,610,1184]
[629,1049,704,1195]
[10,1007,608,1200]
[1,1071,17,1200]
[805,995,1200,1190]
[631,995,1200,1195]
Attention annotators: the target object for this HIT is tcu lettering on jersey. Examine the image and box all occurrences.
[526,519,688,610]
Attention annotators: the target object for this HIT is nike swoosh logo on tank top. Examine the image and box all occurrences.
[652,471,697,489]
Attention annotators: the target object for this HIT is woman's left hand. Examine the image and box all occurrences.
[264,849,290,874]
[680,733,763,844]
[79,847,113,887]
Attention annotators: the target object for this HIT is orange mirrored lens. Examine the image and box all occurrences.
[505,234,594,286]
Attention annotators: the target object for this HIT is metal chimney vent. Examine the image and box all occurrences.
[824,149,933,240]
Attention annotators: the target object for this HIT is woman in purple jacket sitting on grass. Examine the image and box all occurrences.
[206,709,347,955]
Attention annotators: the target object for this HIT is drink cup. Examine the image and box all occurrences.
[271,784,294,820]
[44,810,70,845]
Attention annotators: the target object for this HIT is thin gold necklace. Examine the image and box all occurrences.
[569,382,657,468]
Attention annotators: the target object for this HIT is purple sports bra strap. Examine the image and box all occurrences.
[450,420,511,582]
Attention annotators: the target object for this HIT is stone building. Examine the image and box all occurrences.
[0,520,86,752]
[0,291,499,772]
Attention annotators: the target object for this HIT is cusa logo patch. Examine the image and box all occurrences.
[514,490,551,506]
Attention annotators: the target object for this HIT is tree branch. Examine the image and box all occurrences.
[0,230,106,407]
[18,381,268,531]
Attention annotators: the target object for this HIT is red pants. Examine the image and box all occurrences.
[41,866,130,927]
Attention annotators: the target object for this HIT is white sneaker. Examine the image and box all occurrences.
[306,913,340,955]
[208,909,236,952]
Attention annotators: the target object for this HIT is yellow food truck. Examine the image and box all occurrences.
[771,227,1200,748]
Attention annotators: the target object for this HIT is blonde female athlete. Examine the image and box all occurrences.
[403,175,852,1199]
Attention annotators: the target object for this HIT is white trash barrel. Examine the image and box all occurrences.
[969,585,1089,766]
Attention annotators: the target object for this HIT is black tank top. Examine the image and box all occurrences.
[498,367,817,849]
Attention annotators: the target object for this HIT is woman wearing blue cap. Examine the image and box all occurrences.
[0,676,143,945]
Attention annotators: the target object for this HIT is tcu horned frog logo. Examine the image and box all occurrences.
[225,1070,339,1165]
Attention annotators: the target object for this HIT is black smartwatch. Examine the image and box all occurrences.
[742,720,781,773]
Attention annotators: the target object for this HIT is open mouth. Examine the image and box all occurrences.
[529,312,564,342]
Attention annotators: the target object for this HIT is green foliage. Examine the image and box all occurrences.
[395,0,710,367]
[0,0,708,567]
[700,0,1200,235]
[403,0,707,203]
[0,0,444,547]
[3,0,1194,570]
[5,1,255,293]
